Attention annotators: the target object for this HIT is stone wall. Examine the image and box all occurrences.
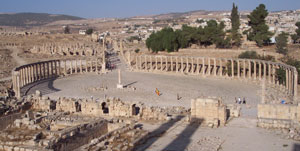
[191,97,227,127]
[257,104,300,129]
[27,94,187,122]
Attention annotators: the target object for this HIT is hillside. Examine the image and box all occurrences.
[0,13,84,27]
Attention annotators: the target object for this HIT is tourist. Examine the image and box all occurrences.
[243,97,246,104]
[238,97,241,104]
[155,88,160,96]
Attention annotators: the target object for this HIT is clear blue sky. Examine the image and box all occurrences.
[1,0,299,18]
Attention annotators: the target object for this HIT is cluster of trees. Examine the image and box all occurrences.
[146,20,230,52]
[244,4,273,47]
[146,3,300,54]
[291,22,300,43]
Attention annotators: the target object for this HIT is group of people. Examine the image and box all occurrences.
[236,97,246,104]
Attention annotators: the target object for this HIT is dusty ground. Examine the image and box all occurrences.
[138,117,300,151]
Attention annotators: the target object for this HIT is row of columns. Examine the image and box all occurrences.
[12,58,105,98]
[134,55,298,99]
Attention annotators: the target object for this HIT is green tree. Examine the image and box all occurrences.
[247,4,273,47]
[230,3,241,47]
[275,32,289,55]
[63,25,70,34]
[86,28,93,35]
[291,22,300,43]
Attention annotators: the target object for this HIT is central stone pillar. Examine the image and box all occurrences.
[191,58,194,74]
[117,69,123,89]
[75,60,78,74]
[139,56,142,70]
[286,69,289,91]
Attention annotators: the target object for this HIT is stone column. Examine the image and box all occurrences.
[248,60,251,79]
[202,58,205,76]
[46,62,50,78]
[171,56,173,72]
[80,60,83,73]
[186,57,189,73]
[90,60,93,72]
[191,58,194,74]
[214,58,216,76]
[231,59,234,78]
[64,60,67,75]
[58,61,61,76]
[237,60,240,78]
[263,62,267,80]
[289,69,292,93]
[176,57,178,73]
[150,56,153,71]
[86,60,89,72]
[118,69,121,84]
[167,56,169,71]
[286,69,289,90]
[294,69,298,100]
[161,56,163,71]
[259,62,262,80]
[208,58,211,75]
[243,60,246,78]
[268,63,271,83]
[145,56,147,70]
[272,65,276,85]
[75,60,78,74]
[197,58,200,75]
[219,59,223,76]
[254,61,257,80]
[136,56,138,70]
[95,59,98,73]
[38,63,42,80]
[181,57,184,73]
[155,56,158,71]
[139,56,142,70]
[70,60,73,74]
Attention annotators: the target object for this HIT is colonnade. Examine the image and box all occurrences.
[12,58,104,98]
[133,55,298,100]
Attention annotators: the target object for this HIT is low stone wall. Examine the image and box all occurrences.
[257,104,300,129]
